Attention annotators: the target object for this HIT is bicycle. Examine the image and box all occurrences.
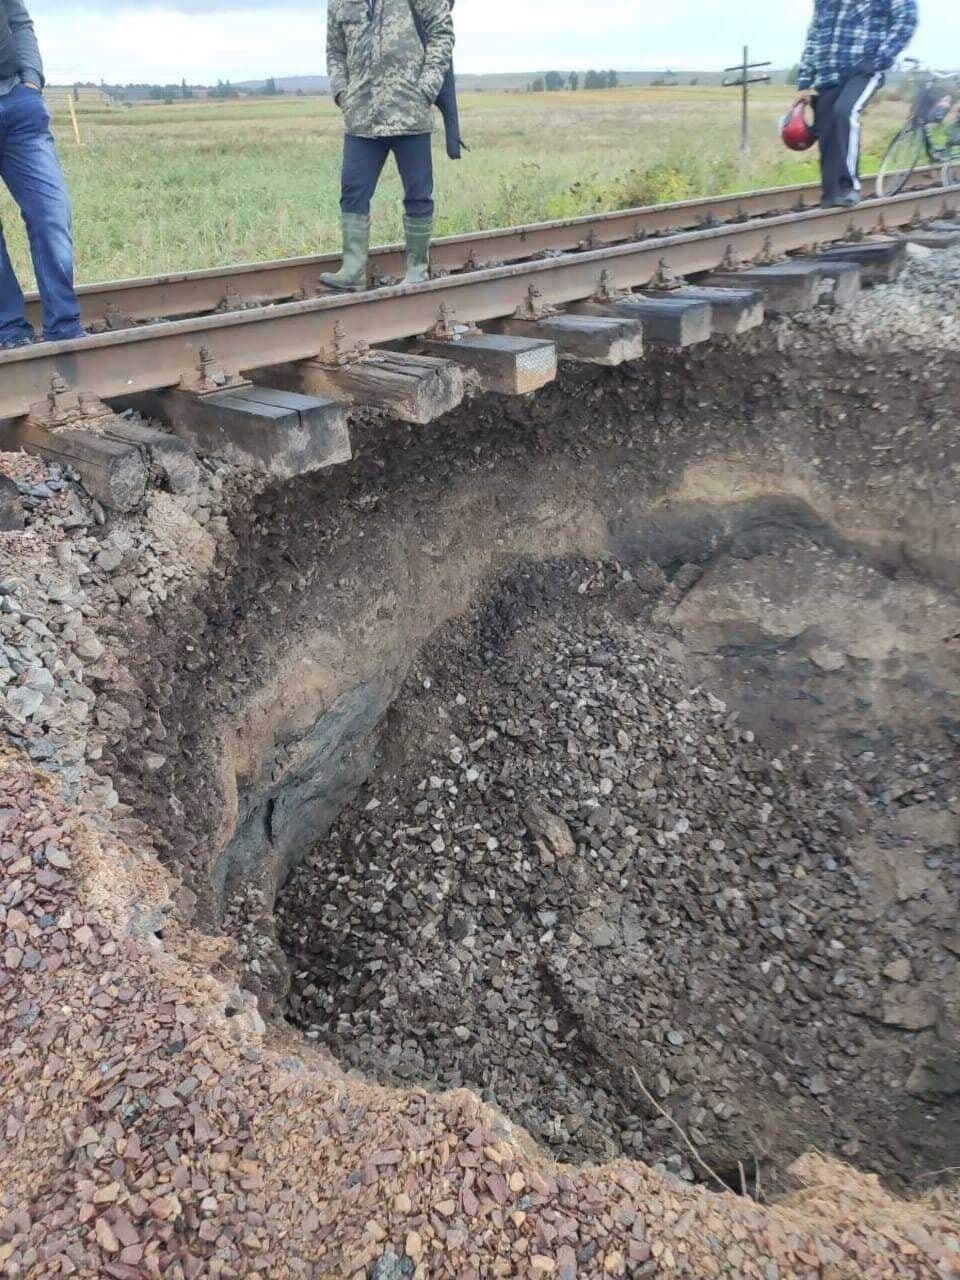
[876,60,960,195]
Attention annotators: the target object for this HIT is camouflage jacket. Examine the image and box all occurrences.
[327,0,454,138]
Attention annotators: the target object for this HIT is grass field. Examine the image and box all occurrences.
[0,84,906,288]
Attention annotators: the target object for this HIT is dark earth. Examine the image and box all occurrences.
[275,550,959,1195]
[96,289,960,1204]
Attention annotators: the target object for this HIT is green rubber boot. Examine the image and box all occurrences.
[319,214,371,292]
[402,215,433,286]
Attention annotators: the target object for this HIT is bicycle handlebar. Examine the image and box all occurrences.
[899,58,960,79]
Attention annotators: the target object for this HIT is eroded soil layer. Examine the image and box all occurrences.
[276,549,958,1193]
[1,246,959,1277]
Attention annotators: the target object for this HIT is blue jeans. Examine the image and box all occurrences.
[0,84,82,344]
[341,133,434,219]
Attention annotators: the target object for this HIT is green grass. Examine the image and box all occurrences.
[0,85,906,287]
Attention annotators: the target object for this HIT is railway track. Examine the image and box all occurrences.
[1,178,958,512]
[19,168,945,332]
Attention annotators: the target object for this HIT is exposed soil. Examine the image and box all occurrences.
[275,548,959,1195]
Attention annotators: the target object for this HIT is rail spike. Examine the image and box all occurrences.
[101,303,133,333]
[592,269,629,303]
[178,346,251,396]
[512,285,560,322]
[425,302,462,341]
[646,258,684,292]
[318,319,369,368]
[215,284,252,314]
[27,374,113,434]
[755,235,777,267]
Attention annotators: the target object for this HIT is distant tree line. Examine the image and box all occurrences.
[98,77,291,105]
[527,69,619,92]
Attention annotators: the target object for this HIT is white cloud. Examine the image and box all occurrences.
[27,0,960,84]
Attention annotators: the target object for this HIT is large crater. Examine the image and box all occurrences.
[109,322,960,1198]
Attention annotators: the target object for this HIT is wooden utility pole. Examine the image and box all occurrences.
[67,88,83,147]
[723,47,771,154]
[741,46,749,152]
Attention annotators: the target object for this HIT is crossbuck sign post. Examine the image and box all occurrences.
[723,47,773,154]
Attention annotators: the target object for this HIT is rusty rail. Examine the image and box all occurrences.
[2,185,958,422]
[23,170,942,332]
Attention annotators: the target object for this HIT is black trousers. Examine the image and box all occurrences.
[340,133,434,219]
[814,72,881,202]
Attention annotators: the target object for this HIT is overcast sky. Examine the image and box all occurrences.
[27,0,957,84]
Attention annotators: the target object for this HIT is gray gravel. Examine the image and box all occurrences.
[824,240,960,350]
[278,557,959,1190]
[0,447,241,821]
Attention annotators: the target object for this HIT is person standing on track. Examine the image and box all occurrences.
[793,0,919,208]
[0,0,83,348]
[320,0,455,292]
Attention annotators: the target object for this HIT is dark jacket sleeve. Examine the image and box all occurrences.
[409,0,463,159]
[6,0,43,87]
[410,0,454,103]
[434,67,463,159]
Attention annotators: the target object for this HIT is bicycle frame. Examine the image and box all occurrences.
[902,63,960,162]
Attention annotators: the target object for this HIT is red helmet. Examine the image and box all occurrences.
[780,102,817,151]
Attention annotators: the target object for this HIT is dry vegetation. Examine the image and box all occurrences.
[0,84,905,286]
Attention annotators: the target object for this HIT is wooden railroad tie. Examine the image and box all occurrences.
[270,350,466,427]
[488,313,644,367]
[569,293,714,348]
[414,332,558,397]
[699,261,827,314]
[816,239,907,285]
[2,417,147,513]
[118,385,352,481]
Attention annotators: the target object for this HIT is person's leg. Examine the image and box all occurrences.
[391,133,434,220]
[0,85,83,341]
[320,134,390,291]
[0,94,33,346]
[340,133,390,216]
[814,84,843,205]
[0,220,32,347]
[831,72,881,196]
[320,136,386,293]
[391,134,434,285]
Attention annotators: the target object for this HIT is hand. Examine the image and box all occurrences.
[22,82,41,91]
[793,89,815,107]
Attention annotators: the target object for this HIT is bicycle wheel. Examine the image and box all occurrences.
[876,126,926,196]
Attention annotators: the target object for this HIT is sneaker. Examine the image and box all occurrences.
[41,329,88,344]
[822,192,861,209]
[0,334,35,351]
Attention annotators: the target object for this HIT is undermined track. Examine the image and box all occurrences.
[18,168,944,331]
[1,179,959,511]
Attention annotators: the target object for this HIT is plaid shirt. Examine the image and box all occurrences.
[797,0,918,90]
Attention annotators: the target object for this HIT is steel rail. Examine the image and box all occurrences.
[22,169,942,332]
[2,185,958,422]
